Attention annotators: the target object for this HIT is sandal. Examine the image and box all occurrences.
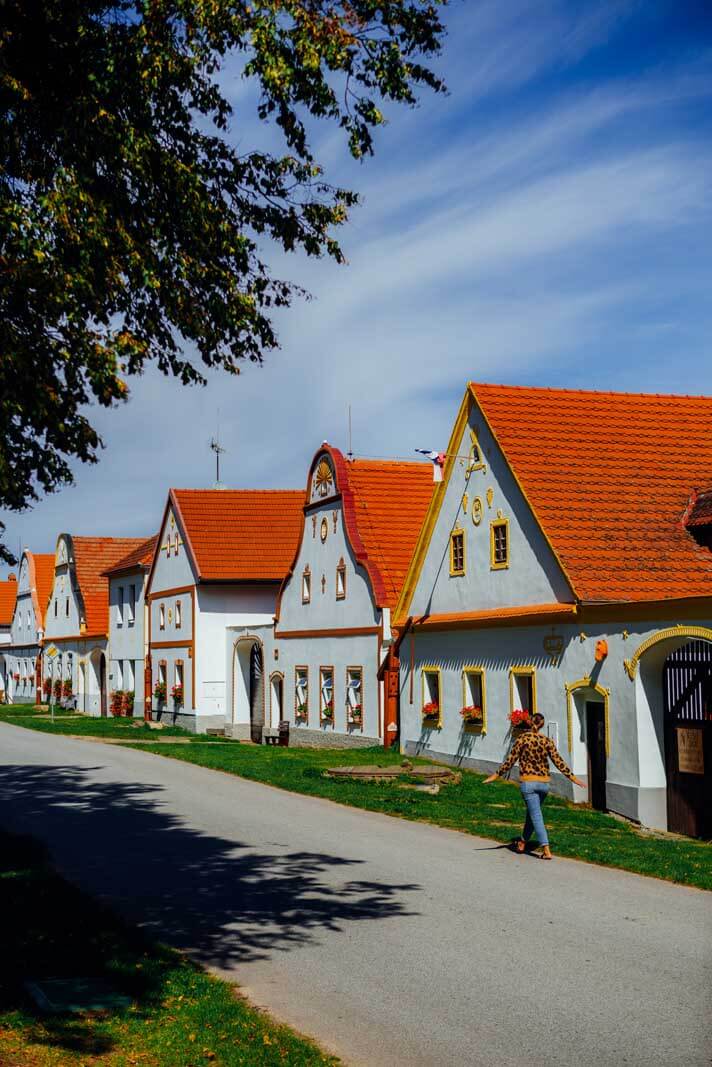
[540,846,553,860]
[513,838,526,854]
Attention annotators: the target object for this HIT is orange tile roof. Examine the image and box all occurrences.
[345,459,435,608]
[472,383,712,604]
[172,490,304,581]
[29,553,56,626]
[103,535,158,576]
[71,537,148,635]
[0,576,17,626]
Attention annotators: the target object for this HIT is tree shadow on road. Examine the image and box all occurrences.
[0,763,421,973]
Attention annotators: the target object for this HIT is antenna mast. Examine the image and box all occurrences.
[347,405,353,459]
[210,408,227,489]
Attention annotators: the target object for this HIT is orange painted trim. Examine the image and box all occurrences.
[146,584,195,602]
[412,603,578,631]
[144,492,197,599]
[150,639,193,650]
[274,626,381,639]
[42,631,108,644]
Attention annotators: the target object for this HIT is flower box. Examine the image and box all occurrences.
[322,704,334,722]
[348,704,362,724]
[460,705,483,726]
[509,708,532,730]
[171,684,184,708]
[422,701,440,721]
[295,704,308,720]
[153,680,167,703]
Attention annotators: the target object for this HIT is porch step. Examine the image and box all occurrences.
[206,728,225,737]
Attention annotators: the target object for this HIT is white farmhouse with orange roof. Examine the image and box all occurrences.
[102,535,158,720]
[144,488,302,733]
[394,383,712,837]
[43,535,148,715]
[0,550,54,704]
[227,445,433,746]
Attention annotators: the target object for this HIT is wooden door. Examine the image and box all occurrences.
[664,641,712,839]
[249,643,264,743]
[585,701,607,811]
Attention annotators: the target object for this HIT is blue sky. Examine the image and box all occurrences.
[3,0,712,567]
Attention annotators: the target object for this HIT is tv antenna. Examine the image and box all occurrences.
[210,409,227,489]
[347,404,353,459]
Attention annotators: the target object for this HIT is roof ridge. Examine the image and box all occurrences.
[470,381,712,401]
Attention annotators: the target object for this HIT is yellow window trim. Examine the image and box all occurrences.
[421,665,442,728]
[490,518,510,571]
[462,666,487,733]
[449,527,466,577]
[509,665,537,714]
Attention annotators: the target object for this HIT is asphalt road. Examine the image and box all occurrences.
[1,723,710,1067]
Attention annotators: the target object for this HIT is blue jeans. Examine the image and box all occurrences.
[520,781,550,846]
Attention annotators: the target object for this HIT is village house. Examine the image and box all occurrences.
[0,551,53,704]
[144,488,302,733]
[0,573,18,700]
[103,535,158,720]
[393,383,712,837]
[42,535,148,714]
[227,446,433,747]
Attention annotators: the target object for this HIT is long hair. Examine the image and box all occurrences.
[531,712,545,731]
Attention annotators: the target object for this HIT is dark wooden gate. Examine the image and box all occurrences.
[249,643,264,744]
[664,640,712,839]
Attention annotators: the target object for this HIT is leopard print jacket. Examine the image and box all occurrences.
[496,731,575,782]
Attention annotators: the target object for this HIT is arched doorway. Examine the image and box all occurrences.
[89,649,107,717]
[663,639,711,838]
[269,672,284,729]
[232,636,265,743]
[565,679,610,812]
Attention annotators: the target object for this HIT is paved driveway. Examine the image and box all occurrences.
[1,723,710,1067]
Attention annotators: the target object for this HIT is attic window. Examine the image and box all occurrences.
[336,559,346,600]
[176,600,182,629]
[490,519,509,569]
[302,566,311,604]
[159,603,166,630]
[450,530,465,576]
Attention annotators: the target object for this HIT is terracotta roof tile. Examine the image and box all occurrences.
[345,460,435,608]
[0,577,17,626]
[172,490,303,581]
[103,536,158,576]
[32,554,56,626]
[71,537,149,635]
[472,383,712,604]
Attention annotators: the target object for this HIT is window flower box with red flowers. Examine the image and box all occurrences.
[460,705,483,726]
[153,681,167,705]
[348,703,362,725]
[171,684,184,709]
[110,689,125,716]
[295,703,308,721]
[422,701,440,723]
[321,702,334,724]
[509,708,532,730]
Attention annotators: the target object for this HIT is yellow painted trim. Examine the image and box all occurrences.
[623,625,712,679]
[564,677,611,757]
[462,666,487,733]
[509,665,537,715]
[471,385,578,598]
[394,390,473,622]
[490,518,510,570]
[421,664,442,728]
[449,527,466,577]
[467,428,487,474]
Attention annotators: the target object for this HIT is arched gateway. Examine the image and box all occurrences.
[232,635,265,743]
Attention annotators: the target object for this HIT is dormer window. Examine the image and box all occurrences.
[336,559,346,600]
[302,566,311,604]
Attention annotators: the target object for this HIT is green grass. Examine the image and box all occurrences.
[119,742,712,891]
[0,707,224,740]
[0,828,338,1067]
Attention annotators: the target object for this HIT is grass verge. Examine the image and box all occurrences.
[0,706,223,740]
[121,742,712,891]
[0,827,338,1066]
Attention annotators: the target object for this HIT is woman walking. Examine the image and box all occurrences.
[483,712,586,859]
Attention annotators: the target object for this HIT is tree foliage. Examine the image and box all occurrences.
[0,0,446,560]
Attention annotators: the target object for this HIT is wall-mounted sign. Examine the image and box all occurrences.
[677,727,704,775]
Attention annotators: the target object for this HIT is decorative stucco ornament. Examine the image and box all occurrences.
[471,497,483,525]
[462,493,468,515]
[320,518,328,543]
[595,639,608,662]
[543,631,564,665]
[486,487,494,508]
[314,458,334,498]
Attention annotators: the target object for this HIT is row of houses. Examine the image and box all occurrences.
[1,382,711,838]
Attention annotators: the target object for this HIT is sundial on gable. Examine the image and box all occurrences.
[312,457,335,501]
